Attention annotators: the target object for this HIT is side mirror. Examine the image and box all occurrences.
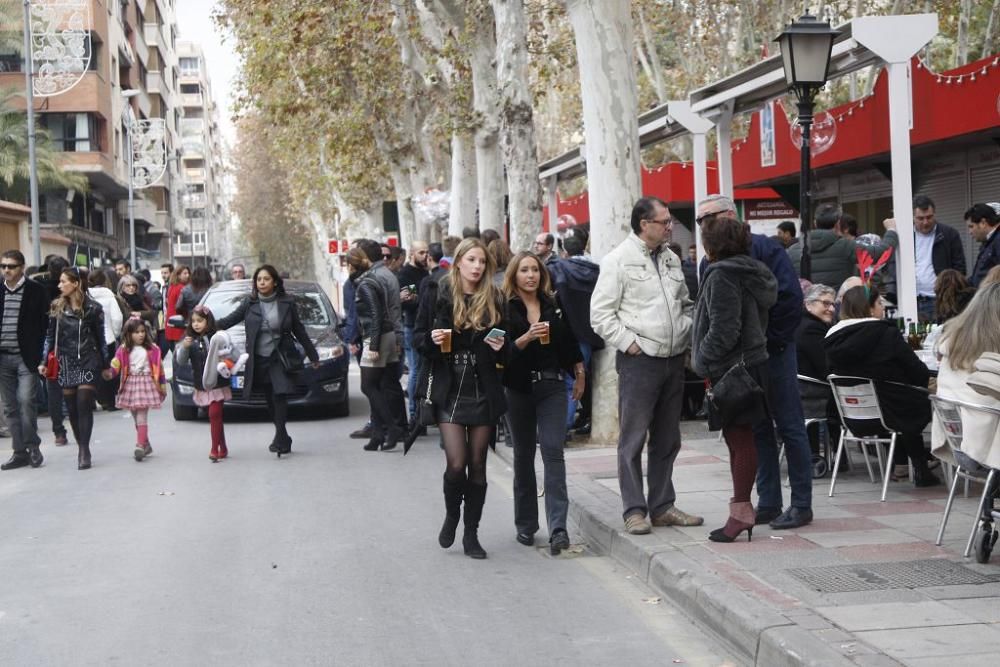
[167,315,185,329]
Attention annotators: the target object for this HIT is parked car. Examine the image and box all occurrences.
[170,279,350,420]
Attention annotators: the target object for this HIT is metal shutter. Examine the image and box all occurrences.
[971,164,1000,207]
[920,170,973,269]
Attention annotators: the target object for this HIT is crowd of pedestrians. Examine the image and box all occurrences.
[3,189,999,563]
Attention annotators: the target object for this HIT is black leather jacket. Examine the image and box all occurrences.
[42,297,108,370]
[353,269,390,349]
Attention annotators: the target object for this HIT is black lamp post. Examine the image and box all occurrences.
[775,13,839,281]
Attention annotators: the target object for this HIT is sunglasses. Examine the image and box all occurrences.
[0,263,21,270]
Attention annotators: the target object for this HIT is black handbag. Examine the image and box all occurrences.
[706,360,763,425]
[417,369,438,427]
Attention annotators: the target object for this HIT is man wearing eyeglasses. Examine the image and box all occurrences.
[0,250,50,470]
[696,195,813,530]
[591,196,702,535]
[533,233,556,264]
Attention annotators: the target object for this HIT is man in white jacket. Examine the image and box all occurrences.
[590,196,702,535]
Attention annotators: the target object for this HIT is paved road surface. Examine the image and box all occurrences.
[0,373,741,666]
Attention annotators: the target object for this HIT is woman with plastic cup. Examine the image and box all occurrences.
[501,251,584,555]
[419,238,508,559]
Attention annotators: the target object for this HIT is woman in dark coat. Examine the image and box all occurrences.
[38,268,108,470]
[175,266,213,320]
[418,238,507,559]
[347,248,407,452]
[216,265,318,457]
[691,216,777,542]
[502,251,584,555]
[824,285,940,486]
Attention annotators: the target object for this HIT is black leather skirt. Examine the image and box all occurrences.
[437,353,492,426]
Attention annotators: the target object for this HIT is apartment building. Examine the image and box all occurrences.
[174,40,229,270]
[0,0,183,269]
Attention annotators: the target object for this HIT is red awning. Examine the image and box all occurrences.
[732,52,1000,187]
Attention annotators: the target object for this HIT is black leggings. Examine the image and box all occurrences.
[63,385,96,447]
[264,392,290,446]
[439,422,492,485]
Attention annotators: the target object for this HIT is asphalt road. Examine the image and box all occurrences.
[0,370,741,666]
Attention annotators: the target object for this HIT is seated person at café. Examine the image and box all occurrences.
[932,282,1000,469]
[824,285,941,487]
[797,284,840,457]
[933,269,976,324]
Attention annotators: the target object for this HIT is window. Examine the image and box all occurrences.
[41,113,100,152]
[0,49,21,73]
[0,33,98,72]
[179,57,199,77]
[180,83,200,95]
[192,231,207,245]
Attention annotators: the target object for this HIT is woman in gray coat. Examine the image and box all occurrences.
[692,215,777,542]
[216,265,319,457]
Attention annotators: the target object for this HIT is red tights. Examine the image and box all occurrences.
[208,401,226,447]
[723,423,757,503]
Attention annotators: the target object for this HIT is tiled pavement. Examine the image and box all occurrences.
[505,422,1000,666]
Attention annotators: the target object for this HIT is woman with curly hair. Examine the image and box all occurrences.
[934,269,976,324]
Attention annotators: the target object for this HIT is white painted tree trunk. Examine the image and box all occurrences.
[470,6,505,236]
[448,131,478,237]
[566,0,642,446]
[493,0,542,253]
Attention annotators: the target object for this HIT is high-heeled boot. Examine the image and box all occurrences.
[78,443,92,470]
[708,501,755,543]
[209,442,220,462]
[462,482,488,559]
[439,475,464,548]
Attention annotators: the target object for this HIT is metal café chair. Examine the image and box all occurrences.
[929,395,1000,561]
[777,375,838,478]
[827,375,927,502]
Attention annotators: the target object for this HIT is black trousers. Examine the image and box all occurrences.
[362,360,407,439]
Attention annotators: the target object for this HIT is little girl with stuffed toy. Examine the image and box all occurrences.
[175,305,245,461]
[103,317,167,461]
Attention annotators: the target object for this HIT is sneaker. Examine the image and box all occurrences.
[651,505,705,527]
[624,513,652,535]
[54,434,68,446]
[350,423,373,439]
[134,445,146,461]
[143,443,154,458]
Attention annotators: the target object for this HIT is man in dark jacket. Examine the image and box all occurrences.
[967,203,1000,287]
[549,234,603,434]
[798,204,857,288]
[883,195,966,321]
[0,250,49,470]
[397,242,430,422]
[698,195,812,529]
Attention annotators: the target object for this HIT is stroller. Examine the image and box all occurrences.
[931,395,1000,564]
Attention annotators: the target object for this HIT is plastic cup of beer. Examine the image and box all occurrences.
[440,329,452,353]
[539,321,551,345]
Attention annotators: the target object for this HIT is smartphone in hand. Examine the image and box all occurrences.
[484,327,506,341]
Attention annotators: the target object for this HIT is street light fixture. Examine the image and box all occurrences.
[121,89,140,269]
[775,12,839,281]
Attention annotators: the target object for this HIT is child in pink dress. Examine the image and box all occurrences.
[104,317,166,461]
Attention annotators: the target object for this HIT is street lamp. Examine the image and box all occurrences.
[775,12,839,281]
[121,88,140,269]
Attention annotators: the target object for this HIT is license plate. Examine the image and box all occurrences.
[232,374,245,389]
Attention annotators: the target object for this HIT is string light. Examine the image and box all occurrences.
[916,49,998,85]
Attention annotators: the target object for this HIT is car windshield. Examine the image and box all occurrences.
[201,287,333,326]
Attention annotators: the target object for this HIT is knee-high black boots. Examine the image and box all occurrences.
[462,482,488,559]
[439,475,464,548]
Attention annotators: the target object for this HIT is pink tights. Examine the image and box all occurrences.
[132,409,149,445]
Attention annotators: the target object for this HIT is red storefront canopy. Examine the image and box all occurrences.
[732,52,1000,187]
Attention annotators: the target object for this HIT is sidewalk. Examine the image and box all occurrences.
[516,422,1000,667]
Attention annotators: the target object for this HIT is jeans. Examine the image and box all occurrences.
[0,354,41,453]
[917,296,935,324]
[564,341,592,428]
[752,343,812,510]
[616,352,685,519]
[404,325,421,421]
[506,379,569,536]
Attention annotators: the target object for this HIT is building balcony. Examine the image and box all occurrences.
[185,167,206,183]
[173,241,208,256]
[181,93,203,107]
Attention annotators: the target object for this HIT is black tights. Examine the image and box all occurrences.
[63,385,96,447]
[439,423,492,485]
[264,391,290,446]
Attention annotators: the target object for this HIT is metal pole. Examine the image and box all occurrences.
[126,112,136,269]
[797,92,815,281]
[23,0,41,267]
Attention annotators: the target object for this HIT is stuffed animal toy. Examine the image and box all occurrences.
[202,330,249,389]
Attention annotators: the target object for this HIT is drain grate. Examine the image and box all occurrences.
[787,559,1000,593]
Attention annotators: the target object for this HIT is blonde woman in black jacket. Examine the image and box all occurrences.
[419,238,507,559]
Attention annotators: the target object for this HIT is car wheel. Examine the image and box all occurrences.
[172,394,199,421]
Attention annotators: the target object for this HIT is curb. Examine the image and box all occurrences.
[493,442,887,667]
